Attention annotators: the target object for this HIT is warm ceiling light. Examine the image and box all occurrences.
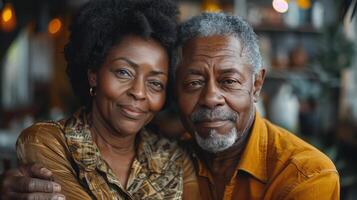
[201,0,221,12]
[2,7,12,22]
[297,0,311,10]
[202,3,221,12]
[48,18,62,35]
[1,3,16,32]
[272,0,289,13]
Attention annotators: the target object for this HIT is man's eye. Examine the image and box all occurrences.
[220,78,244,90]
[221,79,238,85]
[189,80,204,87]
[183,80,204,90]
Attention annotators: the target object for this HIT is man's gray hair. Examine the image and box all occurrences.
[177,12,262,72]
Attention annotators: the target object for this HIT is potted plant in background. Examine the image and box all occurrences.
[311,0,357,198]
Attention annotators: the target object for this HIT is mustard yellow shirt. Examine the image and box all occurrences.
[16,108,201,200]
[190,112,339,200]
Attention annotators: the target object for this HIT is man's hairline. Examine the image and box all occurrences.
[173,34,262,80]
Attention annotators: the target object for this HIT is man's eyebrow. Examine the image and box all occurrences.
[111,57,139,68]
[185,68,204,75]
[218,68,241,74]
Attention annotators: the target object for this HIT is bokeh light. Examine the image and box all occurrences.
[0,3,16,32]
[48,18,62,35]
[272,0,289,13]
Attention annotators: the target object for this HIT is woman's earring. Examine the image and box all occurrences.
[89,87,96,96]
[253,91,260,103]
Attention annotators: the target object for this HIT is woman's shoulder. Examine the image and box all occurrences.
[17,121,65,146]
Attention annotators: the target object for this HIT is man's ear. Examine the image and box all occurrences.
[253,68,266,102]
[87,69,97,87]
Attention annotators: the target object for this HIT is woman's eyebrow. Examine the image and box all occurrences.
[149,70,167,76]
[112,57,167,76]
[111,57,139,68]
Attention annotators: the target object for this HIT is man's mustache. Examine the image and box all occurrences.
[191,107,238,123]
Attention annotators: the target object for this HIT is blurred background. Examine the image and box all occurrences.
[0,0,356,198]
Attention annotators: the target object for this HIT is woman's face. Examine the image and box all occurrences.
[89,35,169,135]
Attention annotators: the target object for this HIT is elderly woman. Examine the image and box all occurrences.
[3,0,200,199]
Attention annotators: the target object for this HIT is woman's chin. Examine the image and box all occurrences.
[111,119,145,136]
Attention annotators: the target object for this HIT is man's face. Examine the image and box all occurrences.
[176,35,265,153]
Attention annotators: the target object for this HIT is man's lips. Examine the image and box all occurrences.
[194,120,230,128]
[119,105,146,119]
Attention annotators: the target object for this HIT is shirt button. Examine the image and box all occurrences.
[138,173,146,179]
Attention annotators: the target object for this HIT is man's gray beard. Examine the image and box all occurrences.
[194,127,238,153]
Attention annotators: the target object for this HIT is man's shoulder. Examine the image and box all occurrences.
[263,119,337,177]
[261,119,339,199]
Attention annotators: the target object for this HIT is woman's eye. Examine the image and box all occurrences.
[115,68,132,78]
[149,81,165,92]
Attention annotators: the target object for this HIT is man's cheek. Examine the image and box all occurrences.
[178,97,194,119]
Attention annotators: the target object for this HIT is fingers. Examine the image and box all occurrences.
[14,177,61,193]
[19,163,53,180]
[4,192,65,200]
[0,164,62,200]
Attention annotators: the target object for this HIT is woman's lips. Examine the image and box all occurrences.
[119,105,146,120]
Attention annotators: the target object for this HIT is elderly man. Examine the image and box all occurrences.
[1,13,339,200]
[174,13,339,199]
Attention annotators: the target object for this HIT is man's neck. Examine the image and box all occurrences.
[196,111,255,200]
[201,125,251,176]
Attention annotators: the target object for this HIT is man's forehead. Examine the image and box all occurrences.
[177,36,251,75]
[181,35,243,59]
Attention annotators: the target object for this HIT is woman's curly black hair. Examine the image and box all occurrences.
[64,0,179,106]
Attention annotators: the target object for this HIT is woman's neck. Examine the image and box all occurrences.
[89,104,137,155]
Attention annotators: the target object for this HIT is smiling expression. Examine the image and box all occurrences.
[89,35,169,135]
[176,35,265,147]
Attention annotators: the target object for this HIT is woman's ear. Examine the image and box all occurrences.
[253,68,266,102]
[88,69,97,87]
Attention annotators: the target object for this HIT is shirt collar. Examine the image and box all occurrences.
[63,108,175,174]
[237,111,268,183]
[190,111,269,183]
[63,108,99,172]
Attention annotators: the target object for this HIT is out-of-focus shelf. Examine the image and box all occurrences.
[0,129,20,152]
[265,68,320,81]
[337,123,357,147]
[254,24,322,34]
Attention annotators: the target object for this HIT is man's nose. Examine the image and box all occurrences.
[199,80,225,109]
[128,77,146,100]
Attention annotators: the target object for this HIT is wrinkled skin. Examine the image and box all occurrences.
[176,35,265,144]
[0,35,266,200]
[0,163,64,200]
[0,35,169,200]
